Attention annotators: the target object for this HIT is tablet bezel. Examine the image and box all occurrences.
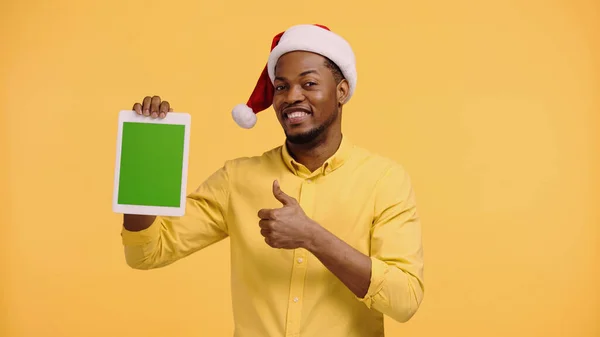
[112,110,191,216]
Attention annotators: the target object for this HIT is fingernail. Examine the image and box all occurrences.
[159,113,165,118]
[151,112,158,118]
[144,109,149,116]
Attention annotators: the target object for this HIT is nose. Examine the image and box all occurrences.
[284,84,305,105]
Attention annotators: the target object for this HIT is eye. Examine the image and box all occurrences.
[275,85,286,91]
[304,81,317,87]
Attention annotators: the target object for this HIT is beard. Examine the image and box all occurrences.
[285,108,339,145]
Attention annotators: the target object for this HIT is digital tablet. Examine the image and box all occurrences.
[112,110,191,216]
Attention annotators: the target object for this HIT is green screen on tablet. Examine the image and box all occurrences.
[117,122,185,207]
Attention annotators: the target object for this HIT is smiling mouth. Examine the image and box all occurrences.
[286,111,309,118]
[283,109,311,125]
[283,108,311,119]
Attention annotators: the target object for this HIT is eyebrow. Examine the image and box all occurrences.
[275,69,318,81]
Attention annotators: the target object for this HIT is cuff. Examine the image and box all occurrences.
[356,257,389,308]
[121,217,162,246]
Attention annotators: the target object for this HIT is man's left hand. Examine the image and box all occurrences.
[258,180,318,249]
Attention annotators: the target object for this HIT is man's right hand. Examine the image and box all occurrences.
[132,95,174,119]
[123,95,175,231]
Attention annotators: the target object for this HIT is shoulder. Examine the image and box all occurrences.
[220,145,283,176]
[349,143,410,181]
[350,145,417,209]
[193,145,283,195]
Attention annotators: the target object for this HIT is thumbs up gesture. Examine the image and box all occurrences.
[257,180,318,249]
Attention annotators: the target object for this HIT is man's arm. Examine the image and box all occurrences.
[258,168,424,322]
[122,164,231,270]
[305,164,424,323]
[305,225,372,298]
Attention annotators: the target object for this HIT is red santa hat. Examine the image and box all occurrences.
[231,24,357,129]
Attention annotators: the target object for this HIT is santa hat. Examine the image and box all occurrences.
[231,24,357,129]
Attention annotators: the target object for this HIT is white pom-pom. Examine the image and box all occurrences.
[232,104,257,129]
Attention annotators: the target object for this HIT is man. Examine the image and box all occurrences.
[122,24,424,337]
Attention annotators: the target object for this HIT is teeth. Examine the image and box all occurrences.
[287,111,308,118]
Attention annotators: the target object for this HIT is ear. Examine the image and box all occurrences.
[336,79,350,105]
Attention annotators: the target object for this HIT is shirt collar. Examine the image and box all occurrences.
[281,136,354,178]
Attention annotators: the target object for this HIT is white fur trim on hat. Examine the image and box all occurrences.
[267,24,357,100]
[232,103,257,129]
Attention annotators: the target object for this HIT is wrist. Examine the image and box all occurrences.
[303,220,327,253]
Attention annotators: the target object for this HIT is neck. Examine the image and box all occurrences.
[286,131,343,172]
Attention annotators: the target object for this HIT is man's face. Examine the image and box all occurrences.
[272,51,344,145]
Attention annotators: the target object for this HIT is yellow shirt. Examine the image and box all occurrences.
[121,137,424,337]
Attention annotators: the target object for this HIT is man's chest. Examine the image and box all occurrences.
[223,165,385,300]
[226,171,380,254]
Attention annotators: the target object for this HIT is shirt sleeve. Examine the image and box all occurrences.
[357,163,425,323]
[121,162,231,270]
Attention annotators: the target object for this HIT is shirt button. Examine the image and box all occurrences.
[293,297,299,303]
[297,258,304,263]
[306,179,312,183]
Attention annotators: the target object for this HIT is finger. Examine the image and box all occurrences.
[258,219,269,229]
[265,236,279,248]
[257,209,275,220]
[272,180,296,206]
[159,101,170,118]
[132,102,142,115]
[150,96,161,118]
[260,228,271,237]
[142,96,152,116]
[258,219,274,230]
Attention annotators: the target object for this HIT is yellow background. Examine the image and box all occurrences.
[2,0,599,336]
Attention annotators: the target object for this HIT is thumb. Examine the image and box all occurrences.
[272,180,294,206]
